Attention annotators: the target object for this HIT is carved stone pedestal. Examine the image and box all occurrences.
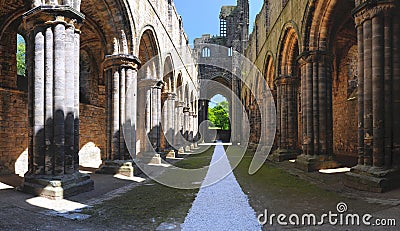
[295,154,339,172]
[268,148,300,162]
[96,160,134,177]
[22,172,93,199]
[344,165,400,193]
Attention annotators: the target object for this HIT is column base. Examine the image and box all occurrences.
[166,150,176,158]
[22,172,94,200]
[184,146,191,152]
[268,148,300,162]
[96,160,134,178]
[138,152,162,165]
[177,147,185,154]
[344,165,400,193]
[295,154,340,172]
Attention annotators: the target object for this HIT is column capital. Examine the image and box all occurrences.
[138,79,162,88]
[23,5,85,31]
[298,50,334,64]
[168,92,177,100]
[103,54,141,71]
[32,0,82,11]
[183,107,190,113]
[353,0,395,24]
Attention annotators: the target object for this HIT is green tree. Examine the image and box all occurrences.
[17,35,26,76]
[208,101,230,130]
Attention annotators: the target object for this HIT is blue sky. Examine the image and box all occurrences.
[174,0,263,44]
[209,94,227,108]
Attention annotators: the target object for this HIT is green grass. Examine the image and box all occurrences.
[232,151,344,216]
[84,146,215,229]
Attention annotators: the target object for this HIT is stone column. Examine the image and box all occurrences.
[345,1,400,192]
[163,93,176,157]
[22,4,93,199]
[295,50,339,172]
[270,76,300,161]
[189,111,195,148]
[197,99,209,143]
[175,101,185,153]
[97,54,140,177]
[150,83,163,151]
[136,79,163,164]
[183,107,191,152]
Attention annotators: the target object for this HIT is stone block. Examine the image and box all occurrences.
[295,154,340,172]
[268,148,300,162]
[344,165,400,193]
[96,160,134,178]
[22,172,94,200]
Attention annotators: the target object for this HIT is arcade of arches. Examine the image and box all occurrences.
[0,0,198,198]
[1,0,400,200]
[245,0,400,192]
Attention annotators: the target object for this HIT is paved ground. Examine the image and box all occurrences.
[0,149,399,230]
[181,144,261,230]
[0,172,147,231]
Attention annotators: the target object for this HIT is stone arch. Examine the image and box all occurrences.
[277,24,300,78]
[138,27,161,80]
[176,72,183,101]
[301,0,358,165]
[160,55,175,151]
[138,27,160,64]
[304,0,355,52]
[79,0,139,163]
[263,52,275,90]
[273,22,302,160]
[81,0,136,55]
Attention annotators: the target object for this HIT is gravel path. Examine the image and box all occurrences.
[181,144,261,231]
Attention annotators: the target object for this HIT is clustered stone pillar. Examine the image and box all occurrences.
[22,4,93,199]
[150,83,163,151]
[175,101,185,153]
[183,106,191,152]
[163,92,176,157]
[345,1,400,192]
[295,51,338,172]
[189,110,195,148]
[197,99,209,143]
[136,79,164,164]
[271,76,300,161]
[97,54,140,177]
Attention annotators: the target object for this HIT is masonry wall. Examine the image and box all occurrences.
[0,88,28,174]
[79,104,107,160]
[332,46,358,159]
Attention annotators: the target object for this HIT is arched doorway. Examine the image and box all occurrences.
[208,94,231,142]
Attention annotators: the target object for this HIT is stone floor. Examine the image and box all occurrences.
[182,144,260,230]
[0,151,399,230]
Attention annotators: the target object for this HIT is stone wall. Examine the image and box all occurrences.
[79,103,107,161]
[0,88,28,174]
[332,46,358,158]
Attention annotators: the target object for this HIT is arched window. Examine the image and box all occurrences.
[16,34,26,76]
[228,47,233,57]
[16,34,27,91]
[202,47,211,58]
